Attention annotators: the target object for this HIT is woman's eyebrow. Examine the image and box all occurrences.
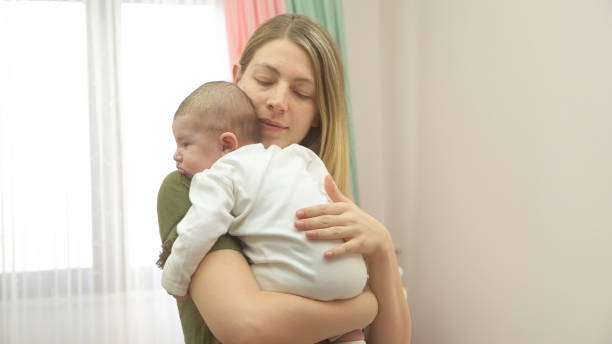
[253,63,314,85]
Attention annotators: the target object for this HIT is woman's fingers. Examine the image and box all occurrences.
[294,175,392,258]
[295,214,345,231]
[324,238,366,258]
[296,202,346,220]
[305,226,354,240]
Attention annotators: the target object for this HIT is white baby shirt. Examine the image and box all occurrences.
[162,143,368,300]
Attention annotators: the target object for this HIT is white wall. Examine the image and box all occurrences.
[341,0,388,225]
[343,1,612,343]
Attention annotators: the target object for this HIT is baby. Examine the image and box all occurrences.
[161,81,368,343]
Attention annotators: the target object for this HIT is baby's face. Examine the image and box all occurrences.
[172,115,223,179]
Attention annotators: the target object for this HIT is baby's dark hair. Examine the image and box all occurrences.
[174,81,261,143]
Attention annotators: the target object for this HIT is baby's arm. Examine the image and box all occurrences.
[161,169,235,297]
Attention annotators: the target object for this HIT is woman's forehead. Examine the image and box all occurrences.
[249,39,315,81]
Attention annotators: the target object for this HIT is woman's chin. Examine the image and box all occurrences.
[261,138,289,148]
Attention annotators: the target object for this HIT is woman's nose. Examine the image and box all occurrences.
[267,84,289,113]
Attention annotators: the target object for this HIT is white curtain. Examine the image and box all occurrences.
[0,0,230,342]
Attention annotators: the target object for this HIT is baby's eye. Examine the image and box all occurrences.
[182,142,190,148]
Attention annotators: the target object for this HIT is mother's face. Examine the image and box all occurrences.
[234,39,320,148]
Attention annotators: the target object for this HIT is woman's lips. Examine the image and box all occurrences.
[260,118,288,132]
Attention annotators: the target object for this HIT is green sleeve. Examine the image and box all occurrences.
[156,170,242,344]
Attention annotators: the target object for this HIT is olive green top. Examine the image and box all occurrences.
[157,170,242,344]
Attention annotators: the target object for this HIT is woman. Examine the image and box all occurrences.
[157,13,411,344]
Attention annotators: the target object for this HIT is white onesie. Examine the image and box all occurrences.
[162,143,368,300]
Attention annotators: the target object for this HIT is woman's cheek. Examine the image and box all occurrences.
[242,87,264,109]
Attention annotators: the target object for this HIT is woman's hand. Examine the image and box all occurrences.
[295,175,412,343]
[295,175,393,259]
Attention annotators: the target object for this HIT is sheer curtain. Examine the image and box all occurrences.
[0,0,230,342]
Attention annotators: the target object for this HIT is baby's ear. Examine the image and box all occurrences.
[219,132,238,154]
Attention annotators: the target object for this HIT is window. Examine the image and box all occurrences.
[0,0,230,292]
[1,0,229,341]
[0,1,92,273]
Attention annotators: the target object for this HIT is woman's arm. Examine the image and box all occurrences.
[190,248,378,344]
[365,237,412,343]
[295,176,411,344]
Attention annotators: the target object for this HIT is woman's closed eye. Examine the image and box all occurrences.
[293,89,311,100]
[255,78,274,86]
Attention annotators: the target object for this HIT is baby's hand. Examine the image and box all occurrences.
[168,291,189,301]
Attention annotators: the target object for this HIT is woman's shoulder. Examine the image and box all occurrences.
[158,171,191,207]
[159,170,190,193]
[157,171,192,243]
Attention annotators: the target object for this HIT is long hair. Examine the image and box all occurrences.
[238,14,352,198]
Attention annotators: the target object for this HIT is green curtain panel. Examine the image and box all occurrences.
[286,0,360,205]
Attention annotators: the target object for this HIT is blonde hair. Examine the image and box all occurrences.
[238,14,352,198]
[175,81,261,144]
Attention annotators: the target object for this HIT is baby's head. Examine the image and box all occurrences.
[172,81,260,179]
